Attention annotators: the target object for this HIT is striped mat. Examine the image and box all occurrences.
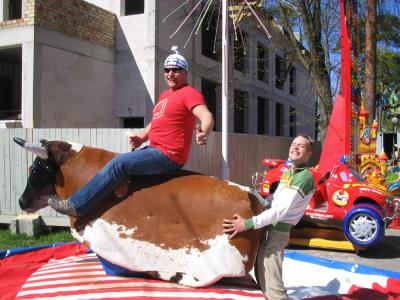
[15,252,265,299]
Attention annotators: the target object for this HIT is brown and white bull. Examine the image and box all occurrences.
[14,137,263,287]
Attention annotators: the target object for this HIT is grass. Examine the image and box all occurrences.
[0,224,77,251]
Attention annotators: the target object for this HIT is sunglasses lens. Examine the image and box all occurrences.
[164,68,182,73]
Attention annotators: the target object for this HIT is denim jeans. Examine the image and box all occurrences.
[69,146,182,216]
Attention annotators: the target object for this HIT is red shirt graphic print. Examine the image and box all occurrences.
[149,85,206,164]
[153,98,168,119]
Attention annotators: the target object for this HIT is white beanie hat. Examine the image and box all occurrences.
[164,46,188,71]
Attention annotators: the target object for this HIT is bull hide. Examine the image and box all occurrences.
[18,141,263,287]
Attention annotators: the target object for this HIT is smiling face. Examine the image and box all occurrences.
[164,66,188,90]
[288,135,313,168]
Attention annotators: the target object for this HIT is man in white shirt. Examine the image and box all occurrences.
[223,134,316,300]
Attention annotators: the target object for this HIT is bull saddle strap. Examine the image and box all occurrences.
[114,177,132,198]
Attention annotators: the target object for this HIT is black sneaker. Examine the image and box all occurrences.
[48,196,77,217]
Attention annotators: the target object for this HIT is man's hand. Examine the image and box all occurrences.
[129,135,143,150]
[222,213,247,239]
[196,124,208,146]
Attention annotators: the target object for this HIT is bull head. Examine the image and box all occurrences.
[13,138,62,212]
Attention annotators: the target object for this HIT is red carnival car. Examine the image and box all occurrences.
[253,158,400,248]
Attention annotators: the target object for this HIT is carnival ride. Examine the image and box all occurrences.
[253,0,400,251]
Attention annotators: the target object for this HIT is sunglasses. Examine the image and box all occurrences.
[164,67,183,73]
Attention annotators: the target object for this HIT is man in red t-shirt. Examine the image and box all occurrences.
[49,46,214,217]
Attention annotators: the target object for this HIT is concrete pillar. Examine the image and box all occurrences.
[0,0,10,21]
[10,215,46,237]
[21,41,37,127]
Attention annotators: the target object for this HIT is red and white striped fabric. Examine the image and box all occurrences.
[2,243,400,300]
[15,252,265,300]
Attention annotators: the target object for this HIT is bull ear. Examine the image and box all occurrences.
[13,137,49,160]
[40,139,48,145]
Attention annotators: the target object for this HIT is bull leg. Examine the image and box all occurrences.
[114,177,131,198]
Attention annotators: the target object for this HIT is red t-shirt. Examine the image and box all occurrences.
[149,84,206,164]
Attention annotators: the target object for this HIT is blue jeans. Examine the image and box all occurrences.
[69,146,182,216]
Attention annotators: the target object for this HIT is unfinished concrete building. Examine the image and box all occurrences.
[0,0,316,137]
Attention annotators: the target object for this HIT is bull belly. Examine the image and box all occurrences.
[71,218,248,287]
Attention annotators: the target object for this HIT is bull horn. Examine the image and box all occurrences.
[13,137,49,160]
[13,137,26,147]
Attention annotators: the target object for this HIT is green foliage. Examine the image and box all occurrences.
[376,14,400,48]
[359,13,400,49]
[0,225,76,251]
[377,48,400,91]
[357,12,400,94]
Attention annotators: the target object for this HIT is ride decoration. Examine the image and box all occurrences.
[252,0,400,250]
[387,165,400,197]
[379,89,400,131]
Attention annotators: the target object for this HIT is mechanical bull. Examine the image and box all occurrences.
[14,137,263,287]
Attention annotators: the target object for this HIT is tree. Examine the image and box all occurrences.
[365,0,377,122]
[358,9,400,122]
[262,1,340,142]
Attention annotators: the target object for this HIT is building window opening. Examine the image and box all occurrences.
[234,89,248,133]
[123,0,144,16]
[257,43,269,83]
[201,78,219,131]
[275,102,284,136]
[2,0,22,21]
[234,31,248,74]
[123,117,144,128]
[0,47,22,121]
[0,77,17,119]
[290,67,297,95]
[201,4,221,61]
[257,97,269,135]
[275,55,286,90]
[289,107,297,137]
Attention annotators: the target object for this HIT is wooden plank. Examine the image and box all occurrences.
[12,128,24,214]
[97,128,104,149]
[0,130,6,215]
[89,128,96,147]
[70,128,79,144]
[79,128,88,147]
[206,132,215,176]
[26,128,34,172]
[115,128,122,153]
[4,129,12,214]
[108,129,116,152]
[228,133,237,183]
[241,135,252,186]
[214,132,222,178]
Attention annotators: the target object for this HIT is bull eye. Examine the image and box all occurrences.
[28,167,33,173]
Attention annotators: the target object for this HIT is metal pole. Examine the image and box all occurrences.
[221,0,229,180]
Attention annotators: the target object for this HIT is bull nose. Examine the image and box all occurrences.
[19,196,31,211]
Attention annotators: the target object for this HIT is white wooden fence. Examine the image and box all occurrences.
[0,128,321,226]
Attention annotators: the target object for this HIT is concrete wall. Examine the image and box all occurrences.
[114,3,156,124]
[36,44,115,127]
[0,0,117,127]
